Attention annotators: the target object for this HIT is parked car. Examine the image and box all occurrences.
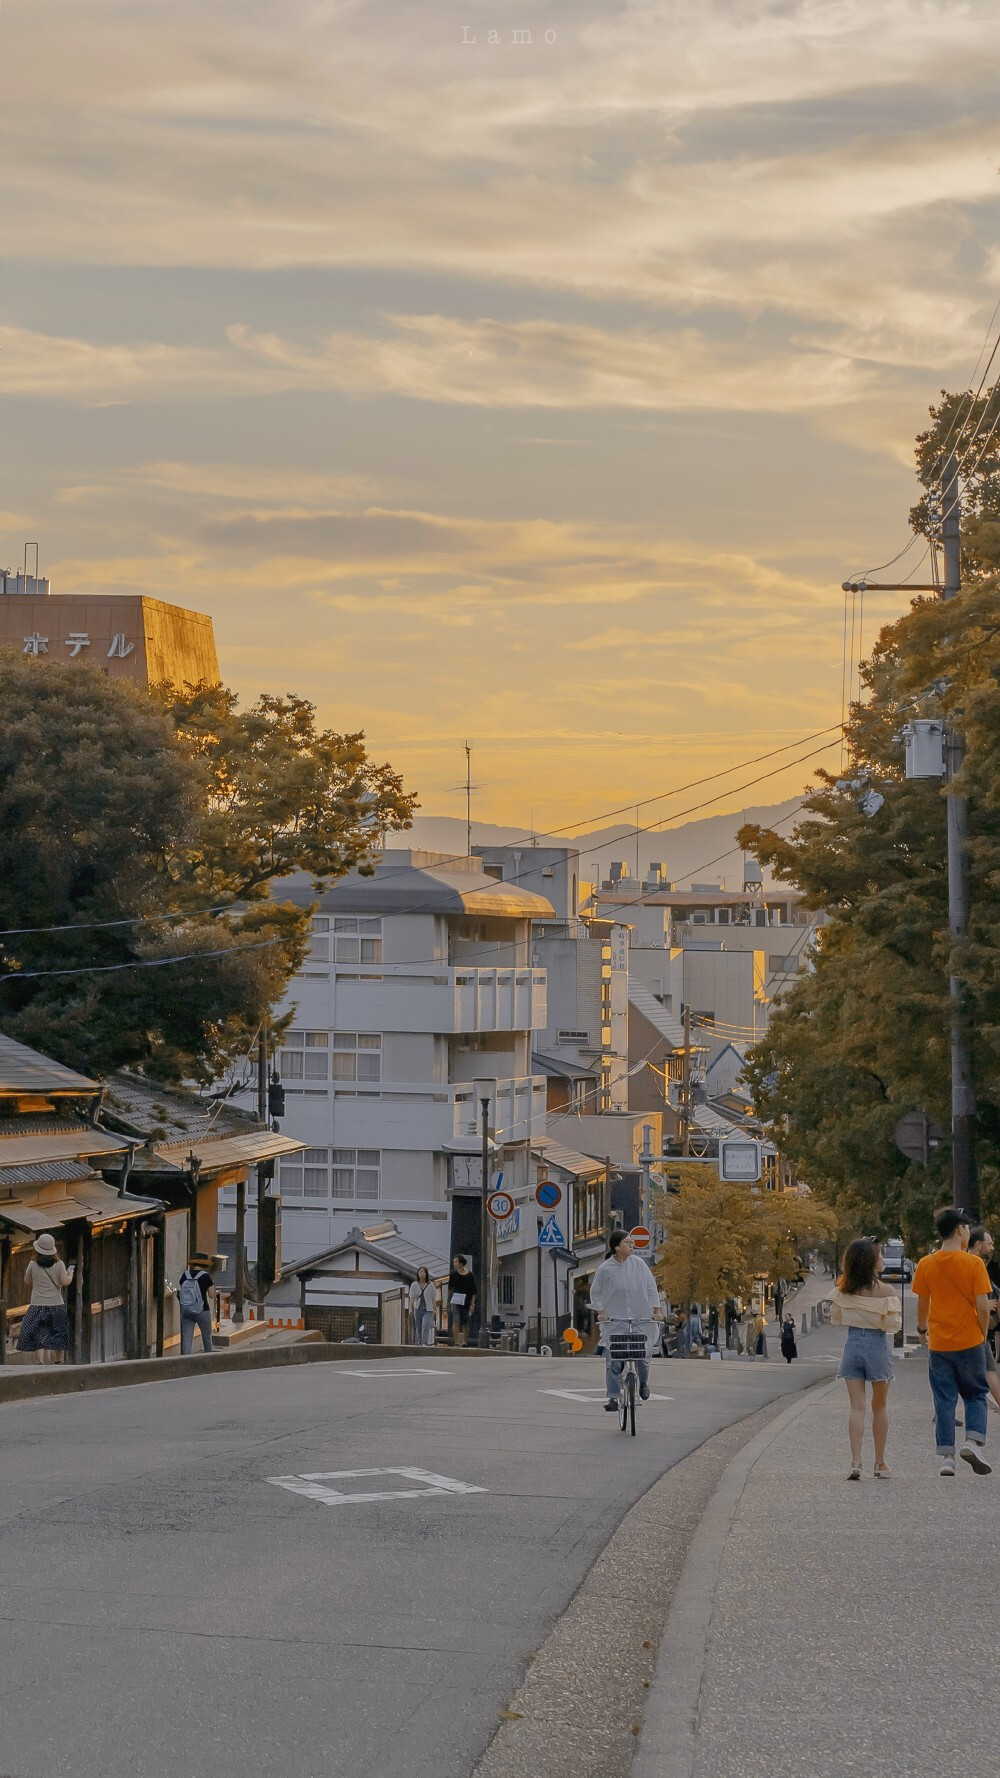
[881,1239,913,1282]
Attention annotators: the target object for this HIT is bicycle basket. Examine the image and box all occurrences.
[608,1331,648,1361]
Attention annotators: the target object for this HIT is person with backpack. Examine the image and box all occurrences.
[177,1254,215,1354]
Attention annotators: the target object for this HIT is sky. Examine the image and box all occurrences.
[1,0,998,837]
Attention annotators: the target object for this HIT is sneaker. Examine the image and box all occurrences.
[604,1399,618,1412]
[940,1457,956,1477]
[639,1382,651,1401]
[960,1443,992,1475]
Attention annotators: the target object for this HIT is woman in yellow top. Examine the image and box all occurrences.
[830,1238,902,1481]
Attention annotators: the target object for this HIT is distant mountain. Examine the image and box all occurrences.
[386,799,802,888]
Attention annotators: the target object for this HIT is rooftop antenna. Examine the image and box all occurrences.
[448,741,482,856]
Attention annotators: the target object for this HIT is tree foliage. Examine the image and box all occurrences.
[0,658,416,1081]
[739,391,1000,1246]
[654,1174,834,1307]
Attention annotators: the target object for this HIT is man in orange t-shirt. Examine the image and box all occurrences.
[914,1206,993,1477]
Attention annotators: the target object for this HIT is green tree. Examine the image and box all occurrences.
[0,657,416,1080]
[739,392,1000,1245]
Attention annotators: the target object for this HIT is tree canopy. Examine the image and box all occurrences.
[654,1172,834,1307]
[739,392,1000,1245]
[0,658,416,1081]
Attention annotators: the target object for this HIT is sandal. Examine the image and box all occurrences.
[848,1465,861,1481]
[873,1463,891,1479]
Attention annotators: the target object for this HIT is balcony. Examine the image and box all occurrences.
[330,1076,548,1153]
[332,967,546,1036]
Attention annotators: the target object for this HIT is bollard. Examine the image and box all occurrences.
[811,1304,818,1328]
[801,1311,809,1337]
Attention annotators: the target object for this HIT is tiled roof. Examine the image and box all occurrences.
[0,1032,99,1095]
[102,1072,263,1142]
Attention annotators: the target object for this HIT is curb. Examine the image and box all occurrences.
[0,1339,522,1406]
[631,1379,838,1778]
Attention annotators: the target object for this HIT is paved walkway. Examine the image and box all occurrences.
[635,1351,997,1778]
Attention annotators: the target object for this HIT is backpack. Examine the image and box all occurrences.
[178,1272,204,1315]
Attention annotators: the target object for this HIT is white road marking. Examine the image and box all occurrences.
[267,1465,487,1506]
[538,1386,673,1404]
[341,1367,455,1377]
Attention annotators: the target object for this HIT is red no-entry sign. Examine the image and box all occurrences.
[630,1226,652,1250]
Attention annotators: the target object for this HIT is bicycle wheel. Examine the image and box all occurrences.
[618,1373,629,1432]
[627,1371,637,1437]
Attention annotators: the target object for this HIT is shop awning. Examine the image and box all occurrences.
[0,1180,162,1233]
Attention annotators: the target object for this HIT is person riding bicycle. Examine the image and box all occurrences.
[590,1230,664,1412]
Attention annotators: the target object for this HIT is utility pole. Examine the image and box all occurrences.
[941,453,978,1216]
[478,1092,491,1348]
[255,1024,269,1322]
[639,1122,654,1230]
[681,1003,692,1157]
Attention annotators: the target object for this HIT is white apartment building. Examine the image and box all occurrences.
[589,863,819,1037]
[223,851,552,1272]
[474,843,630,1113]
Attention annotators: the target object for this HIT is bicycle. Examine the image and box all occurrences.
[607,1320,654,1436]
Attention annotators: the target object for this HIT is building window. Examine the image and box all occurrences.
[308,915,331,961]
[331,1149,381,1201]
[280,1147,332,1198]
[332,916,383,965]
[278,1030,330,1080]
[498,1271,516,1307]
[332,1033,382,1082]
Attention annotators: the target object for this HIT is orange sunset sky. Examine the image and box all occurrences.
[1,0,997,830]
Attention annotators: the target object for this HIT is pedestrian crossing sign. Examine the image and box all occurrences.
[537,1215,566,1248]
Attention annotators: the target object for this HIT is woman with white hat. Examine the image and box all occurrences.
[16,1233,75,1363]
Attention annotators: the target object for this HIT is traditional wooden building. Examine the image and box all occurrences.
[0,1036,161,1364]
[100,1072,305,1350]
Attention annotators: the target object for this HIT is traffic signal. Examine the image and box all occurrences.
[268,1072,285,1121]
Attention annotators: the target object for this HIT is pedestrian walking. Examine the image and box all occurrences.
[708,1304,720,1349]
[448,1254,476,1348]
[16,1233,75,1363]
[914,1207,993,1477]
[967,1229,1000,1413]
[830,1238,901,1479]
[408,1267,436,1346]
[688,1305,704,1349]
[748,1307,766,1360]
[177,1254,215,1355]
[590,1229,663,1410]
[773,1286,785,1326]
[780,1313,798,1364]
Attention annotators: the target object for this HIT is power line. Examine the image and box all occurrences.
[0,903,237,939]
[0,725,842,947]
[0,936,286,985]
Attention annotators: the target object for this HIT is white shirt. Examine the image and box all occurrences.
[590,1253,660,1322]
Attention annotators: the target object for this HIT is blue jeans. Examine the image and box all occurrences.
[606,1352,649,1400]
[180,1308,214,1355]
[929,1344,988,1453]
[413,1307,434,1346]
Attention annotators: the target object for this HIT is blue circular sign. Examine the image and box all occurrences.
[535,1180,562,1209]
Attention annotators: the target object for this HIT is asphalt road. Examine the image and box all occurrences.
[0,1348,834,1778]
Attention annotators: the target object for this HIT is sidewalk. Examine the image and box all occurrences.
[635,1354,997,1778]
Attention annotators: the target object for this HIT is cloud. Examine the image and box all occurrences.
[228,315,872,411]
[1,312,873,414]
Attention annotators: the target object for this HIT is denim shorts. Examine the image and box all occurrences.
[837,1326,894,1383]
